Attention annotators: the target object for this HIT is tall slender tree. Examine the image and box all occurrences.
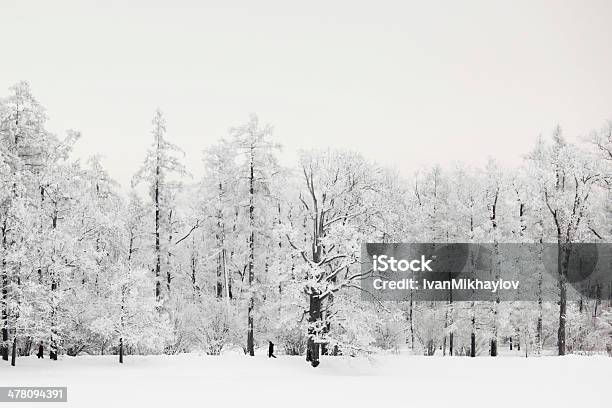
[133,110,186,303]
[231,114,280,356]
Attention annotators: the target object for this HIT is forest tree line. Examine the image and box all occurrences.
[1,82,611,367]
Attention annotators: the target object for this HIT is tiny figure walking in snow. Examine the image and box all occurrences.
[268,341,276,358]
[36,341,44,359]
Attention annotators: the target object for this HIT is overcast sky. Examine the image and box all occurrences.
[1,0,611,187]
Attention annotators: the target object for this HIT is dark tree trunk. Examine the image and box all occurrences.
[166,210,173,295]
[490,338,497,356]
[246,297,254,356]
[558,279,567,355]
[489,190,500,358]
[1,220,8,362]
[10,337,16,366]
[155,174,161,302]
[558,245,570,356]
[119,338,123,364]
[0,331,7,362]
[470,332,476,357]
[23,337,32,356]
[426,340,435,356]
[49,338,57,360]
[536,263,544,354]
[215,202,226,299]
[536,315,542,350]
[191,252,198,294]
[50,211,59,362]
[446,272,454,356]
[306,293,321,367]
[409,292,414,350]
[246,145,255,356]
[306,214,323,368]
[470,304,476,357]
[215,251,223,298]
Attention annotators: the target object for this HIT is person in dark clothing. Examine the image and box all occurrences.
[36,341,44,359]
[268,341,276,358]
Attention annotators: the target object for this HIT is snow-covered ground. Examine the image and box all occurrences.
[1,352,611,408]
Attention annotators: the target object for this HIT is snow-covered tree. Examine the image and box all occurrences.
[133,109,187,302]
[230,114,281,356]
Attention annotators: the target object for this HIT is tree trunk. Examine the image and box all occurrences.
[119,338,123,364]
[1,221,8,362]
[23,337,32,356]
[152,125,163,303]
[306,204,323,367]
[215,251,223,298]
[246,145,255,356]
[246,297,254,356]
[470,315,476,358]
[306,293,321,367]
[470,302,476,357]
[536,240,544,355]
[11,337,16,366]
[1,314,7,362]
[191,252,197,296]
[409,292,414,351]
[558,279,567,355]
[558,245,570,356]
[222,249,230,302]
[50,229,59,362]
[155,175,161,302]
[49,342,57,360]
[166,209,174,296]
[446,281,453,356]
[490,338,497,357]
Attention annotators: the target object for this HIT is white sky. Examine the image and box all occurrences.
[1,0,611,188]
